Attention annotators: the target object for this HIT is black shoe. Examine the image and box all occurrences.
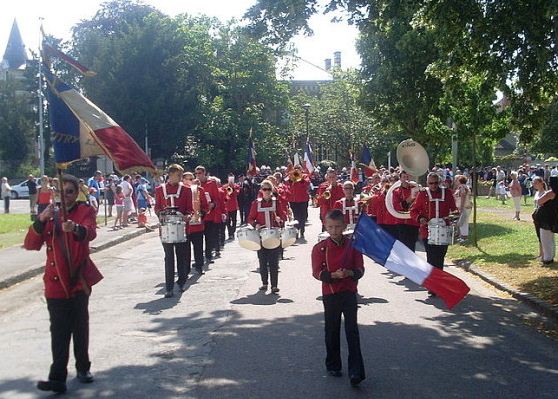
[195,268,205,275]
[259,285,268,291]
[271,287,280,294]
[328,370,342,377]
[37,380,67,393]
[215,252,221,258]
[206,257,214,264]
[77,370,94,383]
[178,284,186,292]
[350,375,363,387]
[164,290,173,298]
[428,291,437,297]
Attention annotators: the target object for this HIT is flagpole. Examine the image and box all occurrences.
[38,18,45,176]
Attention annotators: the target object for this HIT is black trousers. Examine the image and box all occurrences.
[162,241,189,291]
[188,231,205,270]
[423,239,448,270]
[218,222,226,249]
[398,224,419,252]
[3,196,9,213]
[46,292,90,382]
[204,221,218,260]
[290,201,309,235]
[379,224,398,239]
[257,246,281,287]
[323,291,365,380]
[240,204,250,225]
[226,210,238,238]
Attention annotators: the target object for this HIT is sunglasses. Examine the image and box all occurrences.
[183,178,193,181]
[64,189,76,194]
[427,181,439,185]
[261,187,272,191]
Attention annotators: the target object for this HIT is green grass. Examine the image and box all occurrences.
[0,214,32,249]
[448,207,558,305]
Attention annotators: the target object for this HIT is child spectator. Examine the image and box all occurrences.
[137,208,148,228]
[113,186,125,230]
[496,180,507,204]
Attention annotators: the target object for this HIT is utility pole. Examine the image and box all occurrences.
[38,18,45,175]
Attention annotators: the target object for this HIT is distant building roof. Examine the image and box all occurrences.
[287,80,331,96]
[2,20,27,70]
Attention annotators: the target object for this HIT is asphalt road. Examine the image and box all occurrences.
[0,208,556,399]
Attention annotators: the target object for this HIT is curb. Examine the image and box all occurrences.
[0,227,157,291]
[454,259,558,324]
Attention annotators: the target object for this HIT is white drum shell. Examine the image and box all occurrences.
[318,232,330,242]
[160,221,187,243]
[260,227,282,249]
[237,227,261,251]
[281,226,297,248]
[427,219,455,245]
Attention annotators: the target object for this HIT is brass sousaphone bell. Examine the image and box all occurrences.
[385,139,429,220]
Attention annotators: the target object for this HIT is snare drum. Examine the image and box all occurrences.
[160,213,187,243]
[237,227,261,251]
[317,232,330,242]
[281,226,297,248]
[260,227,282,249]
[427,218,455,245]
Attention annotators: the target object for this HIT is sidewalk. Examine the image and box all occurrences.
[0,215,159,290]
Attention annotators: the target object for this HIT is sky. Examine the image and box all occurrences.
[0,0,360,80]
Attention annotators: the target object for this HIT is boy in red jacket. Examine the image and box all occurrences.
[311,209,365,387]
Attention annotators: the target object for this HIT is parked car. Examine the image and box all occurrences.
[11,179,41,199]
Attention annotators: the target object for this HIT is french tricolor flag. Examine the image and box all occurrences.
[44,69,155,174]
[352,213,470,309]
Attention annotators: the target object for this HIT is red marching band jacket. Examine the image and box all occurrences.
[223,183,240,212]
[410,187,458,239]
[154,182,193,216]
[375,190,399,225]
[23,204,103,299]
[311,237,364,296]
[392,185,420,226]
[247,197,287,228]
[333,197,360,225]
[287,174,311,202]
[316,182,344,221]
[201,179,221,223]
[185,184,209,234]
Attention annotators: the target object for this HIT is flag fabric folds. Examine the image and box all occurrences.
[293,152,301,167]
[352,213,470,309]
[44,69,155,174]
[42,42,96,77]
[304,141,315,173]
[361,145,377,177]
[247,138,257,176]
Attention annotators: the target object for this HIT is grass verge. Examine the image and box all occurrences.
[0,214,32,249]
[447,206,558,306]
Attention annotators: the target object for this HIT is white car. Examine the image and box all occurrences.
[10,179,40,199]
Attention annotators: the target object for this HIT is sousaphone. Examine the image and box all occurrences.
[385,139,429,219]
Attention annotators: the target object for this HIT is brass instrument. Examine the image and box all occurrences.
[226,185,234,195]
[290,169,303,182]
[323,189,331,200]
[191,184,202,224]
[385,139,429,220]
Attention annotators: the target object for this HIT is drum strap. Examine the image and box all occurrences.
[257,198,276,228]
[162,183,183,208]
[426,187,445,219]
[341,198,359,224]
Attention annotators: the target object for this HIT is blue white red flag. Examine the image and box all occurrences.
[293,152,301,167]
[247,138,257,176]
[352,213,470,309]
[303,141,314,173]
[42,42,96,77]
[44,69,155,173]
[361,145,377,177]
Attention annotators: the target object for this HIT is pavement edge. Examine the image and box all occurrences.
[454,259,558,324]
[0,227,157,291]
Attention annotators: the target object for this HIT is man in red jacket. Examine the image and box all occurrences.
[195,166,221,263]
[316,169,344,229]
[155,164,193,298]
[287,164,311,240]
[24,174,103,394]
[183,172,209,275]
[391,170,421,251]
[223,173,240,240]
[312,209,365,387]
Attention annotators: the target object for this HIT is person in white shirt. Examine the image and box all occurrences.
[119,175,135,227]
[551,166,558,178]
[1,177,12,213]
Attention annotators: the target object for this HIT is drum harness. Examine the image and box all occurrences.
[341,197,360,226]
[161,182,183,219]
[426,187,446,223]
[257,197,277,229]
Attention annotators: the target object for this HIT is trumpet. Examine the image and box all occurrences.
[323,190,331,200]
[290,169,303,182]
[226,186,234,195]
